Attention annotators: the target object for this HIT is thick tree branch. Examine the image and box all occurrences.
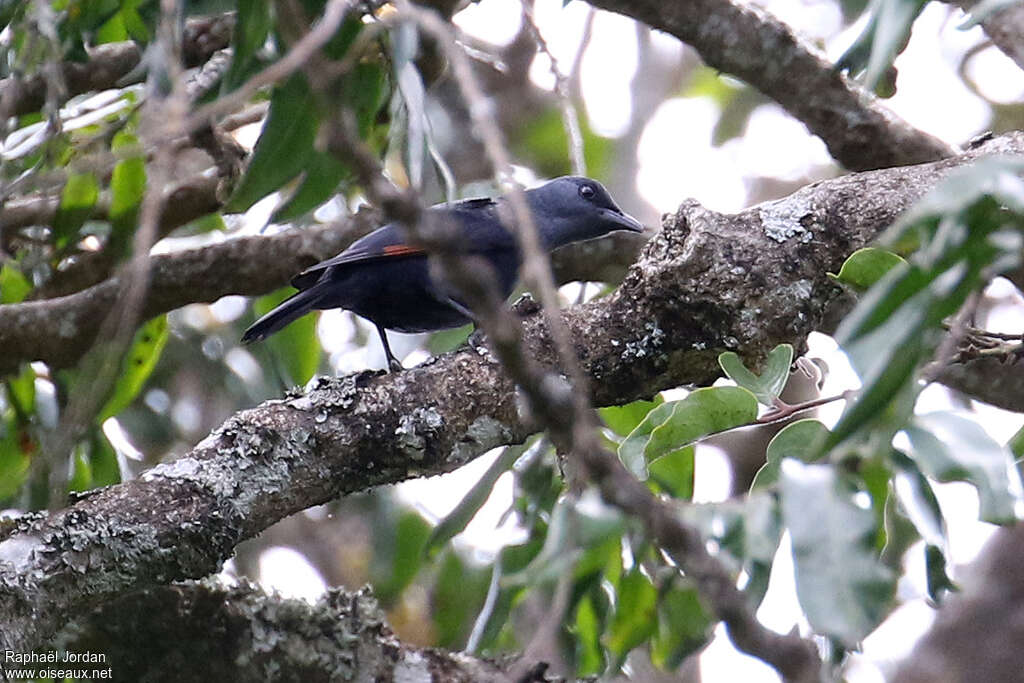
[55,582,536,682]
[5,171,224,299]
[0,213,378,375]
[0,14,234,120]
[582,0,957,171]
[319,21,820,672]
[0,134,1020,376]
[4,133,1022,656]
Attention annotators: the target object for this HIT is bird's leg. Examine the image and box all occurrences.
[374,323,403,372]
[467,323,487,352]
[444,298,487,351]
[443,297,476,322]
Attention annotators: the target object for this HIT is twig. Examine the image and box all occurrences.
[220,102,270,131]
[923,290,983,384]
[567,7,596,102]
[43,0,190,506]
[395,0,593,431]
[757,391,854,424]
[466,554,503,654]
[317,9,823,678]
[520,0,586,177]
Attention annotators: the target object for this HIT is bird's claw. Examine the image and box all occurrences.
[468,327,487,350]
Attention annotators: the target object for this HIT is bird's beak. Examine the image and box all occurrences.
[599,208,645,233]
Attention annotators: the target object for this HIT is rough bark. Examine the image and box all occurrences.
[50,582,537,683]
[3,133,1022,655]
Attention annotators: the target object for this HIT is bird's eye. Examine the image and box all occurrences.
[579,184,595,200]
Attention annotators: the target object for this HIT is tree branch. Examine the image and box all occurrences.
[4,132,1022,656]
[0,134,1020,376]
[0,212,379,375]
[582,0,957,171]
[55,582,533,682]
[5,171,224,299]
[0,14,234,121]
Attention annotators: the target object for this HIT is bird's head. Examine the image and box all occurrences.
[524,176,645,250]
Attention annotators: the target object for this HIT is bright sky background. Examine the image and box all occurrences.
[236,0,1024,680]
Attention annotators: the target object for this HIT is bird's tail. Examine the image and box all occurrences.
[241,286,325,344]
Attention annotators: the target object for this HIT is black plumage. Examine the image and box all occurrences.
[242,176,643,369]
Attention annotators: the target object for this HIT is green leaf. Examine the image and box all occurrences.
[827,161,1024,452]
[224,75,318,214]
[618,387,758,479]
[904,412,1024,524]
[427,324,473,355]
[88,428,121,487]
[95,9,129,43]
[69,446,92,492]
[751,419,830,490]
[108,132,147,243]
[460,539,545,652]
[600,395,663,437]
[270,151,348,222]
[829,247,907,292]
[340,61,389,138]
[52,172,99,248]
[681,492,782,570]
[882,157,1024,252]
[253,288,321,386]
[650,583,713,670]
[373,509,432,603]
[4,365,36,417]
[503,497,623,588]
[573,594,605,676]
[0,418,31,501]
[889,449,945,548]
[178,213,227,236]
[223,0,273,92]
[320,14,365,61]
[647,446,695,500]
[432,549,494,648]
[836,0,928,92]
[98,315,169,421]
[424,443,528,559]
[718,343,793,406]
[861,456,892,551]
[605,569,657,663]
[1010,424,1024,460]
[0,265,31,304]
[781,460,896,644]
[516,107,614,181]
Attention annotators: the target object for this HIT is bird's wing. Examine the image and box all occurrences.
[290,198,510,290]
[290,226,425,289]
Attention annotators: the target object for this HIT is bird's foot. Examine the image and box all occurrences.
[386,358,405,373]
[511,293,541,318]
[468,328,487,350]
